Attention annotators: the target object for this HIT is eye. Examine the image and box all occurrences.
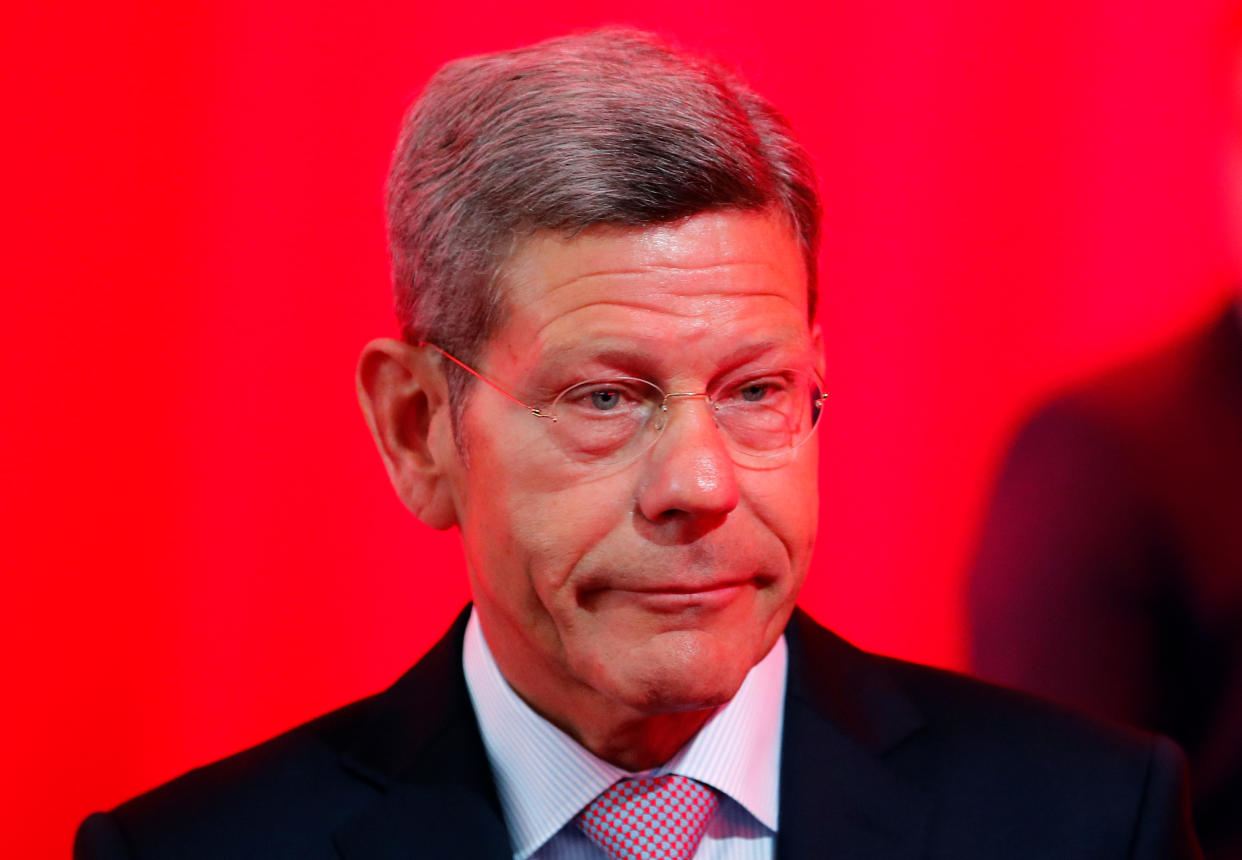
[719,372,794,406]
[738,382,771,402]
[589,389,622,411]
[556,378,656,418]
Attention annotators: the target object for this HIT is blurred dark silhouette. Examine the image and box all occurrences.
[968,303,1242,858]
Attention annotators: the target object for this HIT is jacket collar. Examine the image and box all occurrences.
[332,606,931,859]
[777,608,930,859]
[334,607,511,859]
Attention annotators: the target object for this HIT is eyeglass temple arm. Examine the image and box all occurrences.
[418,341,555,420]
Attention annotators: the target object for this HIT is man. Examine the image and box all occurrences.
[968,301,1242,859]
[77,28,1200,859]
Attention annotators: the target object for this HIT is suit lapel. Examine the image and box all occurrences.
[777,610,931,860]
[333,783,510,860]
[333,607,512,859]
[329,605,932,859]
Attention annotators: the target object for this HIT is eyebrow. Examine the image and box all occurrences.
[534,336,810,379]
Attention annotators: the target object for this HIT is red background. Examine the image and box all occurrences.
[4,1,1238,855]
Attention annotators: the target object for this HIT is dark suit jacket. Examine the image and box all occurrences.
[76,608,1200,859]
[969,306,1242,858]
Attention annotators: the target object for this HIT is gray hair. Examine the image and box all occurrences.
[386,27,821,406]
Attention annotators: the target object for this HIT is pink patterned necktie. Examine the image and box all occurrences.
[575,774,719,860]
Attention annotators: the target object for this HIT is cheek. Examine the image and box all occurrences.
[509,479,634,592]
[743,459,820,559]
[471,454,637,606]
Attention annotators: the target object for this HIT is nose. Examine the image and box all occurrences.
[635,394,740,525]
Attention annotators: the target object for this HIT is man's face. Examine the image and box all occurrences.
[443,209,820,727]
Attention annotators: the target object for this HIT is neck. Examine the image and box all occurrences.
[557,706,716,772]
[475,613,729,771]
[497,656,720,770]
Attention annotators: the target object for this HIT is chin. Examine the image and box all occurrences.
[591,628,754,715]
[630,680,737,716]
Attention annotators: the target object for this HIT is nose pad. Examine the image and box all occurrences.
[653,392,717,434]
[638,392,739,523]
[650,393,735,471]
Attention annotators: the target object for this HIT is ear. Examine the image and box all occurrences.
[810,323,827,379]
[356,338,460,529]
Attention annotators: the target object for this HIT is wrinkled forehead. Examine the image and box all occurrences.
[504,209,808,302]
[482,210,814,377]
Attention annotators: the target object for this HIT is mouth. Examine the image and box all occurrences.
[582,578,754,614]
[626,579,748,595]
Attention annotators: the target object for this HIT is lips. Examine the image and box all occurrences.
[625,582,749,612]
[578,571,756,597]
[575,576,758,616]
[620,579,750,595]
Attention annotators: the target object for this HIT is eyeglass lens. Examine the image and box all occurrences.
[545,370,824,465]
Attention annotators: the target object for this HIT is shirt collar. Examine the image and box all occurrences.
[462,608,786,859]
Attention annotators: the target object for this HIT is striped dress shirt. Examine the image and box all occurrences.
[462,610,786,860]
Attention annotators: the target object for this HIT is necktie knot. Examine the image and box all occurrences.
[575,774,718,860]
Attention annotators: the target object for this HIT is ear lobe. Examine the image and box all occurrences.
[356,338,459,529]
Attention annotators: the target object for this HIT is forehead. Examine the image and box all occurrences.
[491,210,811,371]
